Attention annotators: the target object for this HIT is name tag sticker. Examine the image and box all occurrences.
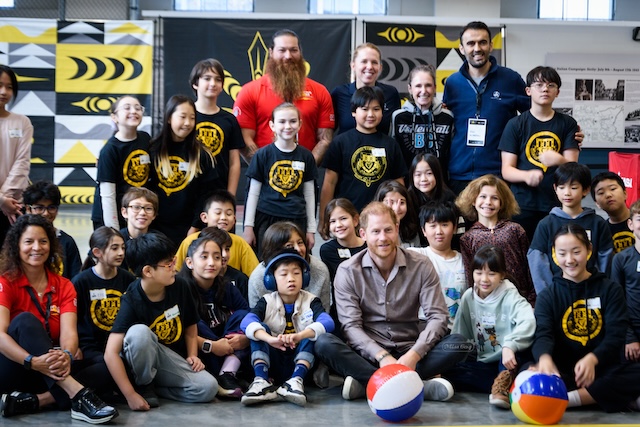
[139,154,151,165]
[291,161,305,171]
[90,289,107,301]
[165,305,180,321]
[372,148,386,157]
[466,118,487,147]
[178,162,189,172]
[587,297,601,310]
[338,248,351,259]
[9,129,23,138]
[637,261,640,272]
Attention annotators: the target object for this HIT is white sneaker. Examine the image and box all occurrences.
[277,377,306,406]
[423,378,454,401]
[241,377,278,406]
[342,376,365,400]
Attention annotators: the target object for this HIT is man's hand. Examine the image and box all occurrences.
[396,350,421,371]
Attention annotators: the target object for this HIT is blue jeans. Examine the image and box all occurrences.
[250,323,315,384]
[122,324,217,403]
[315,332,471,386]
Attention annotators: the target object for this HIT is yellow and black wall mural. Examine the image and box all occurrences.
[0,18,153,203]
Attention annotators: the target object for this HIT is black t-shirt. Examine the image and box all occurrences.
[91,132,151,225]
[72,267,135,353]
[319,239,367,282]
[323,129,408,212]
[499,111,579,212]
[195,109,245,189]
[246,143,317,218]
[225,266,250,304]
[147,140,221,245]
[609,219,635,254]
[111,277,200,357]
[59,230,81,280]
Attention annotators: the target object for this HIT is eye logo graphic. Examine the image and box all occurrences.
[377,26,425,43]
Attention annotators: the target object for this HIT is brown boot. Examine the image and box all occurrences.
[489,370,513,409]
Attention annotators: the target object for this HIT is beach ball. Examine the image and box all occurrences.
[366,364,424,422]
[510,371,568,425]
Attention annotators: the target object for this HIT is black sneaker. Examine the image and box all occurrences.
[0,392,38,417]
[70,388,119,424]
[217,372,243,399]
[137,383,160,408]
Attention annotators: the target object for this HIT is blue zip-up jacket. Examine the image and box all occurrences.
[443,56,529,181]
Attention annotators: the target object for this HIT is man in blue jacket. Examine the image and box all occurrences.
[443,21,529,195]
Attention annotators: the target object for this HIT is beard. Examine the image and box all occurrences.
[266,56,307,102]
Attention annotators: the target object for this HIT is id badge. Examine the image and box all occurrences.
[467,118,487,147]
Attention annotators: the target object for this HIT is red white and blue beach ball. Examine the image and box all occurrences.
[366,364,424,422]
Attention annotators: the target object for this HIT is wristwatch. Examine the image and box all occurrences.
[24,354,33,370]
[202,340,212,354]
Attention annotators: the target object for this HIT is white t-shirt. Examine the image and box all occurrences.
[408,246,467,328]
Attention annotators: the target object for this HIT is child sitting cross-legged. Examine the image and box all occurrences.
[240,249,334,407]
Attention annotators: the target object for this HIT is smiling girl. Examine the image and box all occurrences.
[456,174,535,305]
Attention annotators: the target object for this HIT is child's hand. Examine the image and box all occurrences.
[265,335,287,351]
[625,342,640,361]
[278,333,300,349]
[306,232,315,251]
[187,355,205,372]
[524,169,543,187]
[534,354,560,376]
[225,333,250,351]
[501,347,517,370]
[212,338,234,357]
[574,353,597,388]
[243,227,256,247]
[126,392,151,411]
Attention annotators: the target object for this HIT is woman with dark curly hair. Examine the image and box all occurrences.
[0,215,118,423]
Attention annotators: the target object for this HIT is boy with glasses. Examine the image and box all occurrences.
[499,66,581,242]
[120,187,160,241]
[23,180,81,279]
[104,232,217,410]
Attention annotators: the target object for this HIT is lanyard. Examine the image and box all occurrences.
[25,286,53,342]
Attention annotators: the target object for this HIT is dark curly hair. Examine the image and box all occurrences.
[0,214,62,280]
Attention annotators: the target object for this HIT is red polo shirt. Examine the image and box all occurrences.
[0,270,77,344]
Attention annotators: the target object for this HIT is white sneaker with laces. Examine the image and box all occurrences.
[277,376,306,406]
[241,377,278,406]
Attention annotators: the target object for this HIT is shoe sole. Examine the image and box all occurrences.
[240,390,278,406]
[341,377,364,401]
[277,387,307,407]
[71,409,119,425]
[0,394,8,417]
[218,387,243,399]
[423,378,454,402]
[489,395,511,409]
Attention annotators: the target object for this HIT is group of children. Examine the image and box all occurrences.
[2,54,640,420]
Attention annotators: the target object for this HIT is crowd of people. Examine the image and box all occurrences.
[1,20,640,423]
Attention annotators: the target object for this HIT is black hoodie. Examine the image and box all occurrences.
[532,270,627,375]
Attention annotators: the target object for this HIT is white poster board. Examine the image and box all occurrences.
[547,53,640,149]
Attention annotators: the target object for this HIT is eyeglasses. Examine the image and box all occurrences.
[154,257,177,270]
[530,82,559,90]
[127,204,155,214]
[28,204,59,214]
[115,104,145,113]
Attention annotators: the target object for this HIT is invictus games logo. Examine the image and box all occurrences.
[351,146,387,187]
[269,160,303,197]
[525,131,561,172]
[123,149,150,187]
[196,122,224,157]
[90,290,123,331]
[561,299,602,346]
[156,155,191,196]
[150,313,182,345]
